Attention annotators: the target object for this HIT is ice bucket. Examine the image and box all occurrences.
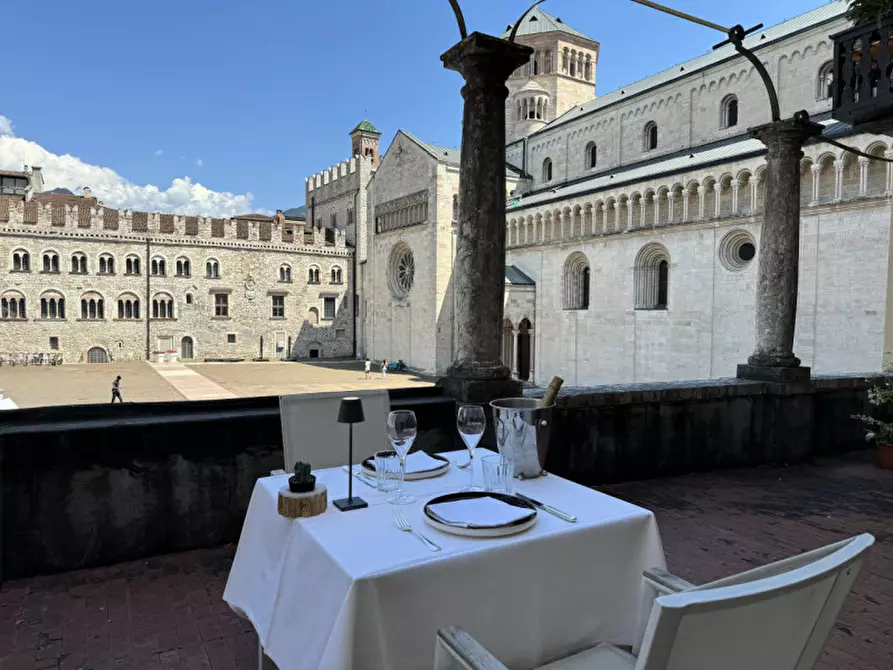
[489,397,553,478]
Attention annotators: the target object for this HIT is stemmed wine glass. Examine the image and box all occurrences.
[457,404,486,491]
[386,410,417,505]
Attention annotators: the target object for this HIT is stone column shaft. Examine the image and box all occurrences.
[738,118,822,382]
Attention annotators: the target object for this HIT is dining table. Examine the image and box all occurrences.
[223,449,666,670]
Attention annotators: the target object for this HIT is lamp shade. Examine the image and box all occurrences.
[337,396,365,424]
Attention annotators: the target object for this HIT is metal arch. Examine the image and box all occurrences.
[509,0,546,43]
[447,0,468,40]
[722,24,780,123]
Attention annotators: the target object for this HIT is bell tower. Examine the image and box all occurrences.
[350,120,382,169]
[502,7,599,144]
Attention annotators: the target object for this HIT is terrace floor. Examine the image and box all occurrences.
[1,452,890,670]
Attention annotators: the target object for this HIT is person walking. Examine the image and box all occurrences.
[381,359,388,379]
[111,375,123,403]
[364,358,371,380]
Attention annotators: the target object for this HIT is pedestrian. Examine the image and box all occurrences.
[111,375,123,403]
[381,359,387,379]
[364,358,371,380]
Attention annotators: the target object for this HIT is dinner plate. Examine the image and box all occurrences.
[423,491,537,537]
[362,451,451,480]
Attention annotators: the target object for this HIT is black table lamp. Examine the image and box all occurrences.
[333,396,368,511]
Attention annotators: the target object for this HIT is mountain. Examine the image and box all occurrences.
[47,187,74,195]
[283,205,306,219]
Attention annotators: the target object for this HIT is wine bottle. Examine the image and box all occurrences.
[540,376,564,407]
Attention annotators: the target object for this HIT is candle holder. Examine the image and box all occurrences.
[333,396,368,511]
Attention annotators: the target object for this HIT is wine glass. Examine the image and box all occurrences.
[457,404,486,491]
[386,410,417,505]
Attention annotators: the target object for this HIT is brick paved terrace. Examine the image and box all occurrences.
[1,452,889,670]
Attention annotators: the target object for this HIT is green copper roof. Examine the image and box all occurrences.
[500,7,592,41]
[351,120,381,135]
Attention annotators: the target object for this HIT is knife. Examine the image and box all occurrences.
[342,466,377,488]
[514,492,577,523]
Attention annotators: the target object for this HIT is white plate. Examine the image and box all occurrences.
[362,452,450,481]
[422,492,538,538]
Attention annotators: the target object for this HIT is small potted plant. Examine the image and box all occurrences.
[289,461,317,493]
[852,377,893,469]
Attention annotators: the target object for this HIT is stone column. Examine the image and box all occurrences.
[858,156,870,195]
[696,185,705,220]
[440,32,530,402]
[737,117,822,383]
[653,194,660,227]
[666,192,675,224]
[834,159,845,202]
[810,165,821,205]
[730,179,740,215]
[714,183,723,218]
[682,189,691,222]
[885,150,893,194]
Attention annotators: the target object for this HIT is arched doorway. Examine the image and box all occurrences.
[517,319,532,381]
[87,347,109,364]
[181,336,194,360]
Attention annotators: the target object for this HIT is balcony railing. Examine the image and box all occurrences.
[832,15,893,136]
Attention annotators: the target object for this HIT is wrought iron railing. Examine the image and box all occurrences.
[832,16,893,135]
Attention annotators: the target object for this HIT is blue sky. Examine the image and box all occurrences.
[0,0,832,214]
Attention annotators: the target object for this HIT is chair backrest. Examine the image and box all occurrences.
[279,390,392,471]
[636,534,874,670]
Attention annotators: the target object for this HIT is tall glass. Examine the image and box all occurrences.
[387,410,417,505]
[457,404,486,491]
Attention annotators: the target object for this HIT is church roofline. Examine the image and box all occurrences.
[499,6,594,42]
[351,119,381,135]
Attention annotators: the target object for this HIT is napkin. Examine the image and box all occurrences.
[404,451,447,474]
[427,497,532,526]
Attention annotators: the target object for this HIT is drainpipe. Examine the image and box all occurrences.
[145,236,150,361]
[352,188,359,359]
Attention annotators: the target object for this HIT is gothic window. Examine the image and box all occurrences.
[563,252,590,310]
[718,230,757,272]
[586,142,597,169]
[542,158,553,182]
[562,48,569,72]
[42,251,59,273]
[80,292,105,320]
[279,264,292,282]
[116,293,140,320]
[98,254,115,275]
[11,249,30,272]
[271,294,285,318]
[308,266,320,284]
[634,244,670,309]
[40,292,65,320]
[644,122,658,151]
[176,257,191,277]
[721,95,739,129]
[347,208,354,225]
[388,243,415,298]
[0,292,26,320]
[585,54,592,81]
[330,212,337,228]
[125,255,141,275]
[71,252,87,274]
[205,259,220,278]
[331,266,343,284]
[185,292,194,305]
[151,256,166,276]
[152,293,174,320]
[569,49,576,77]
[818,61,834,100]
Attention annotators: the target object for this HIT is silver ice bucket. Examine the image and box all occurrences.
[490,397,553,478]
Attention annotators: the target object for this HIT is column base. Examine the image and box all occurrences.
[437,375,523,404]
[736,364,811,382]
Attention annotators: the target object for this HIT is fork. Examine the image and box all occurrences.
[394,509,441,552]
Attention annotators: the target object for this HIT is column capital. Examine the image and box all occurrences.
[611,201,619,210]
[811,164,822,175]
[834,159,845,170]
[858,156,871,166]
[441,32,533,86]
[730,179,739,188]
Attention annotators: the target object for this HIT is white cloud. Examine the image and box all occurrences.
[0,118,260,217]
[0,115,14,137]
[154,149,163,156]
[196,158,204,167]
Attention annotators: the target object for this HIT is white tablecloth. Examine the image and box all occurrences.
[223,450,665,670]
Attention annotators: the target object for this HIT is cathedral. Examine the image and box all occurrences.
[357,1,893,385]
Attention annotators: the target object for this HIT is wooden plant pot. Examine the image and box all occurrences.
[878,442,893,470]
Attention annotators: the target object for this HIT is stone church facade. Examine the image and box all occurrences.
[0,174,354,363]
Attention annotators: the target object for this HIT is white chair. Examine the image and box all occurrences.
[278,389,391,472]
[434,533,874,670]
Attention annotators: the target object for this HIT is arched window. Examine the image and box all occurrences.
[562,48,569,72]
[569,49,576,77]
[176,257,191,277]
[542,158,553,182]
[71,253,87,274]
[117,293,140,320]
[39,291,65,320]
[584,54,592,81]
[544,50,552,73]
[331,266,343,284]
[533,52,539,75]
[205,259,220,279]
[634,244,671,309]
[98,254,115,275]
[151,257,166,276]
[0,292,26,320]
[817,61,834,100]
[585,142,597,169]
[185,292,194,305]
[80,292,105,320]
[721,95,738,129]
[308,307,319,325]
[563,252,591,310]
[42,251,60,273]
[11,249,30,272]
[152,293,174,320]
[308,266,320,284]
[279,264,292,282]
[125,255,141,275]
[644,122,658,151]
